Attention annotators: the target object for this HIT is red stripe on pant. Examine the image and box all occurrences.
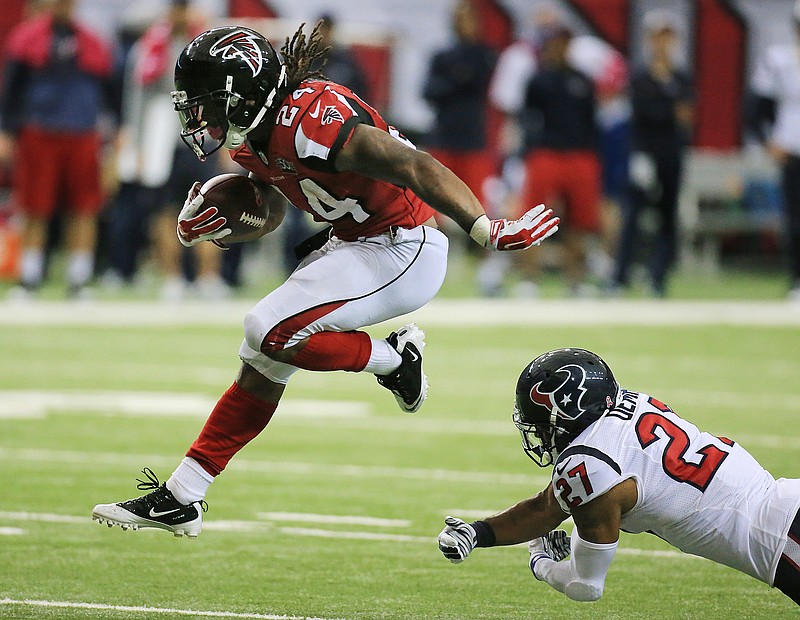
[261,299,373,372]
[187,382,278,476]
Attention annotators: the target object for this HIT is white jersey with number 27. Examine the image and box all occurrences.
[551,390,800,585]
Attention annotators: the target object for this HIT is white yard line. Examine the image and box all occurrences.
[0,598,345,620]
[0,391,370,419]
[257,512,410,527]
[1,298,799,326]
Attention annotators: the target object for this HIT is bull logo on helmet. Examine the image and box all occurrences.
[209,30,264,77]
[529,364,588,421]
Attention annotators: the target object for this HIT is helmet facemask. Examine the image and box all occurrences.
[513,402,566,467]
[172,65,286,161]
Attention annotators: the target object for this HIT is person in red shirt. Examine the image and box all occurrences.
[92,23,559,537]
[0,0,114,298]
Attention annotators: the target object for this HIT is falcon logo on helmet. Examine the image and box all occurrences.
[209,30,264,77]
[530,364,589,421]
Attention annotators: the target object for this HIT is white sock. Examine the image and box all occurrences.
[67,251,94,288]
[166,457,215,504]
[20,248,44,287]
[363,338,402,375]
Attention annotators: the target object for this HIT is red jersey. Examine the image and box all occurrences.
[230,80,436,241]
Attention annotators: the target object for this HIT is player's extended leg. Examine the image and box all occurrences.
[91,363,283,537]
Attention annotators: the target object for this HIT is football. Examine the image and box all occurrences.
[199,173,269,244]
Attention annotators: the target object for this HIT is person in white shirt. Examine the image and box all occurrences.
[437,348,800,606]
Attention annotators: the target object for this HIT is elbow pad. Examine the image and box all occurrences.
[565,530,617,602]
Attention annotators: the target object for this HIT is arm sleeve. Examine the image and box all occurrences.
[532,529,617,602]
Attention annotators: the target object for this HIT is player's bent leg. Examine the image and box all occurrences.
[242,225,448,411]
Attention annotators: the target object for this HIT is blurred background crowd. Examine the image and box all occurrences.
[0,0,798,302]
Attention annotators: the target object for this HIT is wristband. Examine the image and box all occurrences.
[471,520,496,547]
[468,214,491,248]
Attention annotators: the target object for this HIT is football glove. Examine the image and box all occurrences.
[469,204,560,251]
[438,516,477,564]
[528,530,571,580]
[177,181,231,249]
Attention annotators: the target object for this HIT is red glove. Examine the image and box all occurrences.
[176,181,231,249]
[470,204,560,251]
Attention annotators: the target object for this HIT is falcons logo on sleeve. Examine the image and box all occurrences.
[529,364,588,421]
[209,30,263,77]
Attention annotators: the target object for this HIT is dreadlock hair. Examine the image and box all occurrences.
[279,22,331,93]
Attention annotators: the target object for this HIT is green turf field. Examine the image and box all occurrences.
[0,304,798,619]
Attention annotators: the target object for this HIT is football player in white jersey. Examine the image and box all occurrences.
[437,348,800,605]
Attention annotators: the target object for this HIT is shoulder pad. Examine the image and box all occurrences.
[552,446,624,512]
[294,86,359,161]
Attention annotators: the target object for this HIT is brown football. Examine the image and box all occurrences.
[199,174,269,243]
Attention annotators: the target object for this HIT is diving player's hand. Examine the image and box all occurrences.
[177,181,231,249]
[437,516,477,564]
[470,204,559,251]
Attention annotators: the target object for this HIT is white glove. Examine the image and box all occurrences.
[469,204,559,251]
[438,516,477,564]
[528,530,571,580]
[176,181,231,248]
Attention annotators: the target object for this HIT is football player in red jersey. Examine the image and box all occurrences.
[437,349,800,606]
[92,23,559,537]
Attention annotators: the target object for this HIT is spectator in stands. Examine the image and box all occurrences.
[749,0,800,302]
[314,13,368,101]
[487,7,628,295]
[0,0,115,299]
[515,22,601,296]
[422,0,497,248]
[111,0,235,301]
[611,11,693,298]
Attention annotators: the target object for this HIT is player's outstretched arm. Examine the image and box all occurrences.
[334,124,558,251]
[483,483,570,545]
[437,483,569,564]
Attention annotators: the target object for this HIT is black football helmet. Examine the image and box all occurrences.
[172,26,287,160]
[513,348,619,467]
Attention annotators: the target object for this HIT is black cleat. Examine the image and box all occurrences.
[92,468,206,538]
[376,323,428,413]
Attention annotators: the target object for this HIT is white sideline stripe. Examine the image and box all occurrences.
[0,511,694,560]
[0,391,370,419]
[0,448,550,486]
[0,598,344,620]
[1,299,799,327]
[258,512,410,527]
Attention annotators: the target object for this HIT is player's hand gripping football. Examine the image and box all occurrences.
[469,204,559,251]
[438,516,477,564]
[177,181,232,249]
[528,530,571,579]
